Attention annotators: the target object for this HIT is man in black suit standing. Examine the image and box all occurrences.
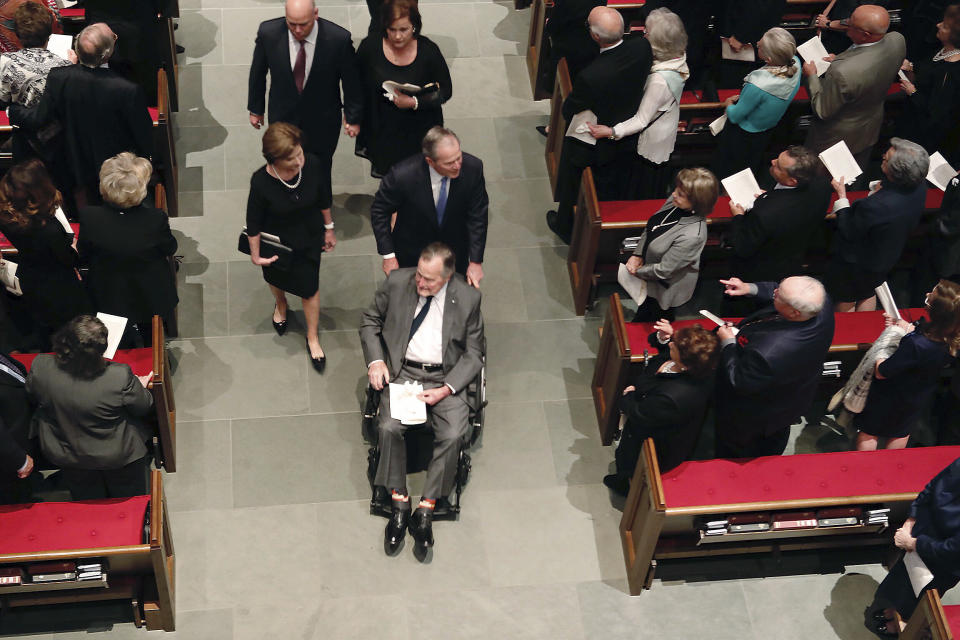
[370,127,489,287]
[546,6,652,243]
[9,22,153,206]
[247,0,362,191]
[0,352,33,505]
[714,276,835,458]
[723,146,831,312]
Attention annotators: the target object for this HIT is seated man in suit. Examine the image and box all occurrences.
[370,126,489,287]
[359,242,483,560]
[714,275,835,458]
[0,351,34,505]
[723,146,831,314]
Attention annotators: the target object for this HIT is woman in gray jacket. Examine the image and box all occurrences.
[27,315,154,500]
[623,167,719,321]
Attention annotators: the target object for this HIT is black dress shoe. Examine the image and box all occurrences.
[536,125,548,137]
[545,210,571,244]
[409,508,434,560]
[865,619,898,639]
[306,338,326,373]
[602,474,629,497]
[384,508,409,556]
[272,306,287,336]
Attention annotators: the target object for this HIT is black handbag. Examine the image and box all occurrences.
[237,228,294,270]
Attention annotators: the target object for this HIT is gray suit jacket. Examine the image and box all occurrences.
[26,355,153,470]
[632,198,707,309]
[805,32,906,154]
[359,269,484,393]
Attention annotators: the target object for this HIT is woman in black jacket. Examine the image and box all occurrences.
[78,153,178,344]
[603,322,720,496]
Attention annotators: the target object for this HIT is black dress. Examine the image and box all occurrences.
[0,215,91,339]
[897,57,960,164]
[355,35,452,177]
[246,153,331,299]
[854,328,953,439]
[77,203,179,325]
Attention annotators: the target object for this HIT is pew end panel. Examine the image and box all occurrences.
[545,58,571,197]
[569,167,603,315]
[902,590,954,640]
[525,0,553,100]
[154,69,179,218]
[592,293,632,445]
[620,438,667,594]
[151,315,176,473]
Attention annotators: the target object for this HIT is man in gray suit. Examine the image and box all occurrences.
[359,242,483,559]
[802,5,905,172]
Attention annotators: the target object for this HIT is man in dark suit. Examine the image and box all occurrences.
[0,352,34,504]
[546,6,653,243]
[359,243,483,559]
[714,276,835,458]
[724,146,831,310]
[370,126,489,287]
[247,0,362,188]
[9,22,153,206]
[544,0,603,81]
[83,0,162,103]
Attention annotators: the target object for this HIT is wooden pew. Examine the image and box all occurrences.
[902,590,959,640]
[545,58,572,198]
[592,292,928,444]
[619,439,960,595]
[0,469,175,631]
[11,316,177,473]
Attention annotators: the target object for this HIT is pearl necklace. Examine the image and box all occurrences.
[268,164,302,189]
[933,48,960,62]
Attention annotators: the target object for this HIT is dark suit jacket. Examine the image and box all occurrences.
[545,0,603,76]
[247,17,362,157]
[0,354,31,474]
[78,203,179,322]
[9,64,153,191]
[359,269,484,394]
[717,0,787,44]
[833,180,927,274]
[930,178,960,278]
[370,152,488,274]
[910,456,960,579]
[727,181,831,282]
[561,34,652,163]
[715,282,835,443]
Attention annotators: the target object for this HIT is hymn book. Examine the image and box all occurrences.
[721,39,755,62]
[721,168,762,210]
[797,36,831,76]
[46,34,72,61]
[927,152,958,191]
[818,141,862,185]
[96,312,127,360]
[874,282,901,321]
[617,263,648,305]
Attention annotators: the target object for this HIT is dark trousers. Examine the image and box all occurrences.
[62,456,150,501]
[876,555,960,618]
[554,137,628,235]
[715,425,790,459]
[632,297,675,323]
[0,475,32,506]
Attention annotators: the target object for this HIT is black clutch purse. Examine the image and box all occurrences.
[238,228,294,270]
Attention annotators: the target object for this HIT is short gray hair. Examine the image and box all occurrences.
[99,152,152,208]
[782,145,817,185]
[779,276,826,318]
[420,241,456,276]
[76,23,114,67]
[421,126,460,161]
[644,8,687,60]
[759,27,797,70]
[884,137,930,188]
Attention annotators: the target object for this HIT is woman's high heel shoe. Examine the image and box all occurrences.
[272,306,287,336]
[306,337,326,374]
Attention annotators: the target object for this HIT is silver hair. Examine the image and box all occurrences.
[589,12,624,46]
[99,152,152,208]
[779,276,826,317]
[884,137,930,188]
[76,23,114,67]
[421,126,460,160]
[644,8,687,61]
[759,27,798,74]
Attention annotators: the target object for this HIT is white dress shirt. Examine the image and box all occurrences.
[405,282,446,365]
[381,166,448,260]
[612,72,678,164]
[287,22,318,88]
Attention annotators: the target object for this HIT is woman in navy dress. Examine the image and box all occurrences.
[854,279,960,450]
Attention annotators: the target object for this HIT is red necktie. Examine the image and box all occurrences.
[293,41,306,94]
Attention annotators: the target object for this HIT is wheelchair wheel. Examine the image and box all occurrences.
[457,450,472,488]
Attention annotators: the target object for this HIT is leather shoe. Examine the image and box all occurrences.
[865,619,898,639]
[271,306,287,336]
[603,474,629,497]
[546,210,571,244]
[384,508,409,556]
[409,508,434,560]
[306,337,326,373]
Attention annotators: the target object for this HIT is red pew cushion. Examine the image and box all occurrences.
[60,8,85,18]
[661,446,960,508]
[12,348,153,376]
[0,495,150,555]
[600,196,733,225]
[944,605,960,633]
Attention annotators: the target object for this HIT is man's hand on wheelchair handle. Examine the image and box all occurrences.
[368,361,390,390]
[418,386,451,406]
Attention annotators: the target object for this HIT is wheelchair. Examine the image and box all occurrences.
[362,354,486,521]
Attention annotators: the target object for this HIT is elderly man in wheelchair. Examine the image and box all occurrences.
[359,242,485,560]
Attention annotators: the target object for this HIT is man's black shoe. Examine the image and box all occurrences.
[546,210,571,244]
[409,508,434,560]
[384,508,409,556]
[603,474,629,497]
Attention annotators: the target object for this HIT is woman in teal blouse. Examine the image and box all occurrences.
[710,28,802,179]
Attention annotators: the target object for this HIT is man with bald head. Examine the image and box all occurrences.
[546,6,652,243]
[802,4,905,173]
[713,275,835,457]
[248,0,362,194]
[9,21,152,206]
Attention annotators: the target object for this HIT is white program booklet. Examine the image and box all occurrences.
[709,113,727,136]
[927,151,958,191]
[389,381,428,425]
[874,282,901,321]
[905,550,934,597]
[721,39,755,62]
[699,309,739,335]
[721,168,762,210]
[46,34,72,61]
[617,263,648,305]
[565,109,598,146]
[54,206,73,236]
[818,140,862,185]
[797,35,831,76]
[96,312,127,360]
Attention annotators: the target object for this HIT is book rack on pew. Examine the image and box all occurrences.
[619,440,960,595]
[0,470,175,631]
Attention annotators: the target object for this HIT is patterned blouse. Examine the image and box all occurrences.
[0,47,69,107]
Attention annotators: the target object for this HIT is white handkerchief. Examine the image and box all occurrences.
[927,151,958,191]
[709,113,727,136]
[565,109,598,146]
[389,381,428,425]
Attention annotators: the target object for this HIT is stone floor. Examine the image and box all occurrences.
[3,1,958,638]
